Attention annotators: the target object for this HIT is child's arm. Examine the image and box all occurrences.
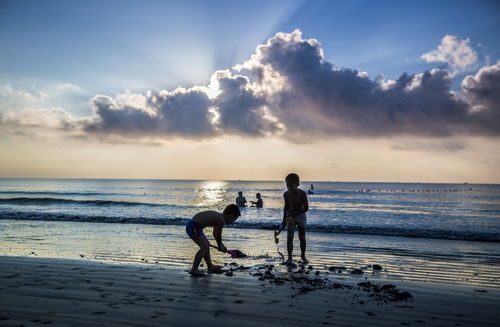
[213,222,227,252]
[281,192,290,228]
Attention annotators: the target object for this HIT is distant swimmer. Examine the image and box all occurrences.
[250,193,263,208]
[235,191,247,207]
[308,184,314,194]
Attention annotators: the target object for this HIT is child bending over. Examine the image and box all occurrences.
[186,204,241,276]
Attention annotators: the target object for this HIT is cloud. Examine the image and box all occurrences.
[0,107,75,129]
[0,85,48,110]
[238,30,490,139]
[390,138,467,152]
[81,70,281,140]
[212,70,281,136]
[54,83,81,92]
[461,62,500,134]
[84,87,216,139]
[0,85,81,139]
[421,35,478,74]
[2,31,499,143]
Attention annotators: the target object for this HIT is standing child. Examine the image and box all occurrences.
[281,173,309,265]
[186,204,241,276]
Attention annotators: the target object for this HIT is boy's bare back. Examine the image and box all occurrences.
[191,210,225,228]
[284,189,308,215]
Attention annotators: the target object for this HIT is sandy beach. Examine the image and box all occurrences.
[1,255,499,327]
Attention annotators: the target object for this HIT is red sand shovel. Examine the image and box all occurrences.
[209,244,246,258]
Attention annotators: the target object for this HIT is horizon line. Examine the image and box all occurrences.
[0,177,497,185]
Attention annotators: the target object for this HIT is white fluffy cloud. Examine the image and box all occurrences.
[421,35,478,74]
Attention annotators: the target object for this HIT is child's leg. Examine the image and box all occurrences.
[190,236,210,273]
[196,237,222,272]
[297,226,307,261]
[286,220,296,262]
[203,247,222,272]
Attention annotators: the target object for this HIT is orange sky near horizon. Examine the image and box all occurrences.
[1,136,499,184]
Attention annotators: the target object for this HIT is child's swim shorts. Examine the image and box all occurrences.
[186,220,204,239]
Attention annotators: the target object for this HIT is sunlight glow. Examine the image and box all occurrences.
[196,181,227,206]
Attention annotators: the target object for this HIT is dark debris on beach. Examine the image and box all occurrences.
[221,261,412,304]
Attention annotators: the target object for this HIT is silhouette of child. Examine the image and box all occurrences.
[281,173,309,265]
[186,204,241,276]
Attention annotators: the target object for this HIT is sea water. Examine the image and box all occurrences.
[0,178,499,241]
[1,178,499,288]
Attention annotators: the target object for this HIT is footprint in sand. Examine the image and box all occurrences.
[213,310,228,317]
[106,303,120,309]
[151,311,167,319]
[2,273,22,279]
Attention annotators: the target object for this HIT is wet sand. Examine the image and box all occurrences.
[1,255,499,326]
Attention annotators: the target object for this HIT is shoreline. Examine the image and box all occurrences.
[1,255,499,326]
[2,219,500,290]
[1,215,498,242]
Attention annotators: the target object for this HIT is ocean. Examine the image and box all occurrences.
[0,178,499,241]
[1,178,499,288]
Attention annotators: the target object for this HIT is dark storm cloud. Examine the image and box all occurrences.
[461,62,500,134]
[84,88,217,139]
[66,30,500,141]
[82,71,280,139]
[239,30,499,138]
[212,70,281,136]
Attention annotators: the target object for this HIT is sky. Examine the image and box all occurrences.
[0,0,499,182]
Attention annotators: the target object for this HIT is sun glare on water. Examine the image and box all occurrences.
[197,181,227,206]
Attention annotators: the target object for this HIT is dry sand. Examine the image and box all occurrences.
[0,255,498,326]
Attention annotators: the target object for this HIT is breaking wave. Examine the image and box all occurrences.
[0,211,498,242]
